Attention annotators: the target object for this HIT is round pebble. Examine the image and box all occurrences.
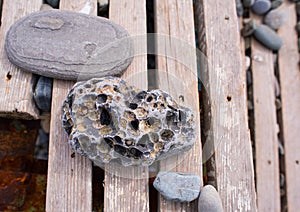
[253,24,283,50]
[154,171,201,202]
[252,0,271,15]
[45,0,59,8]
[243,0,255,7]
[33,76,53,112]
[271,0,283,9]
[198,185,223,212]
[264,9,286,30]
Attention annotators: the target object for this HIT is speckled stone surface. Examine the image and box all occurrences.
[153,171,201,202]
[5,10,133,81]
[198,185,223,212]
[62,77,195,167]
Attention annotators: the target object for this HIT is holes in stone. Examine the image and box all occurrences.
[227,96,232,102]
[114,144,127,156]
[136,91,147,100]
[97,94,107,103]
[104,137,114,148]
[130,119,139,131]
[167,105,178,111]
[129,103,138,110]
[100,107,111,125]
[146,96,153,102]
[125,139,134,146]
[5,72,12,81]
[114,136,122,145]
[160,129,174,141]
[129,147,143,159]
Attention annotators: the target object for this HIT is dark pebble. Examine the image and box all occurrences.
[271,0,283,9]
[5,10,133,81]
[253,24,283,50]
[33,76,53,112]
[153,171,201,202]
[252,0,271,15]
[243,0,255,7]
[198,185,223,212]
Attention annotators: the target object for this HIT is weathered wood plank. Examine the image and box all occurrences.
[251,16,280,211]
[46,1,97,211]
[104,1,149,212]
[0,0,42,119]
[195,0,257,211]
[154,0,202,211]
[277,2,300,211]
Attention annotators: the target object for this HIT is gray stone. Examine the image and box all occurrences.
[62,77,195,167]
[45,0,59,8]
[253,24,283,50]
[236,0,244,17]
[264,9,286,30]
[5,10,133,81]
[198,185,223,212]
[153,171,201,202]
[243,0,255,7]
[271,0,283,9]
[33,76,53,112]
[252,0,271,15]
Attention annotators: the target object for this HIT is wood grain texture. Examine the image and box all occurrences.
[277,2,300,211]
[251,15,280,211]
[0,0,42,119]
[154,0,202,211]
[46,1,97,211]
[104,1,149,212]
[195,0,257,211]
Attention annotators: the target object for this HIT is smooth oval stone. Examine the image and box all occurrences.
[264,9,286,30]
[153,171,201,202]
[252,0,271,15]
[34,76,53,112]
[253,24,283,50]
[198,185,223,212]
[271,0,283,9]
[45,0,59,8]
[5,10,133,80]
[243,0,255,7]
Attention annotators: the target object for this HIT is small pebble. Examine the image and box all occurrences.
[40,3,53,11]
[45,0,59,8]
[33,76,53,112]
[236,0,244,17]
[242,19,257,37]
[271,0,283,9]
[245,56,251,71]
[243,0,255,7]
[153,171,201,202]
[297,2,300,16]
[275,98,282,109]
[296,21,300,33]
[198,185,223,212]
[252,0,271,15]
[253,24,283,50]
[274,75,280,97]
[264,9,286,30]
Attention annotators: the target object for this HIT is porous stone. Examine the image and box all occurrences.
[5,10,133,81]
[264,9,286,30]
[271,0,283,9]
[243,0,255,7]
[253,24,283,50]
[62,77,195,167]
[153,171,201,202]
[252,0,271,15]
[33,76,53,112]
[45,0,59,8]
[198,185,223,212]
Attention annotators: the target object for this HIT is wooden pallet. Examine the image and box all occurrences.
[1,0,300,211]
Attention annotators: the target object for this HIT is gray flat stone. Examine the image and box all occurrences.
[5,10,133,81]
[153,171,201,202]
[253,24,283,50]
[198,185,223,212]
[264,9,286,30]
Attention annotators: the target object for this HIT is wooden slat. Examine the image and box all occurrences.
[251,15,280,211]
[46,1,97,211]
[104,1,149,211]
[195,0,257,211]
[154,0,202,211]
[277,2,300,211]
[0,0,41,119]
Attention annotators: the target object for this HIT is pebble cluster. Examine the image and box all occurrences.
[62,77,195,167]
